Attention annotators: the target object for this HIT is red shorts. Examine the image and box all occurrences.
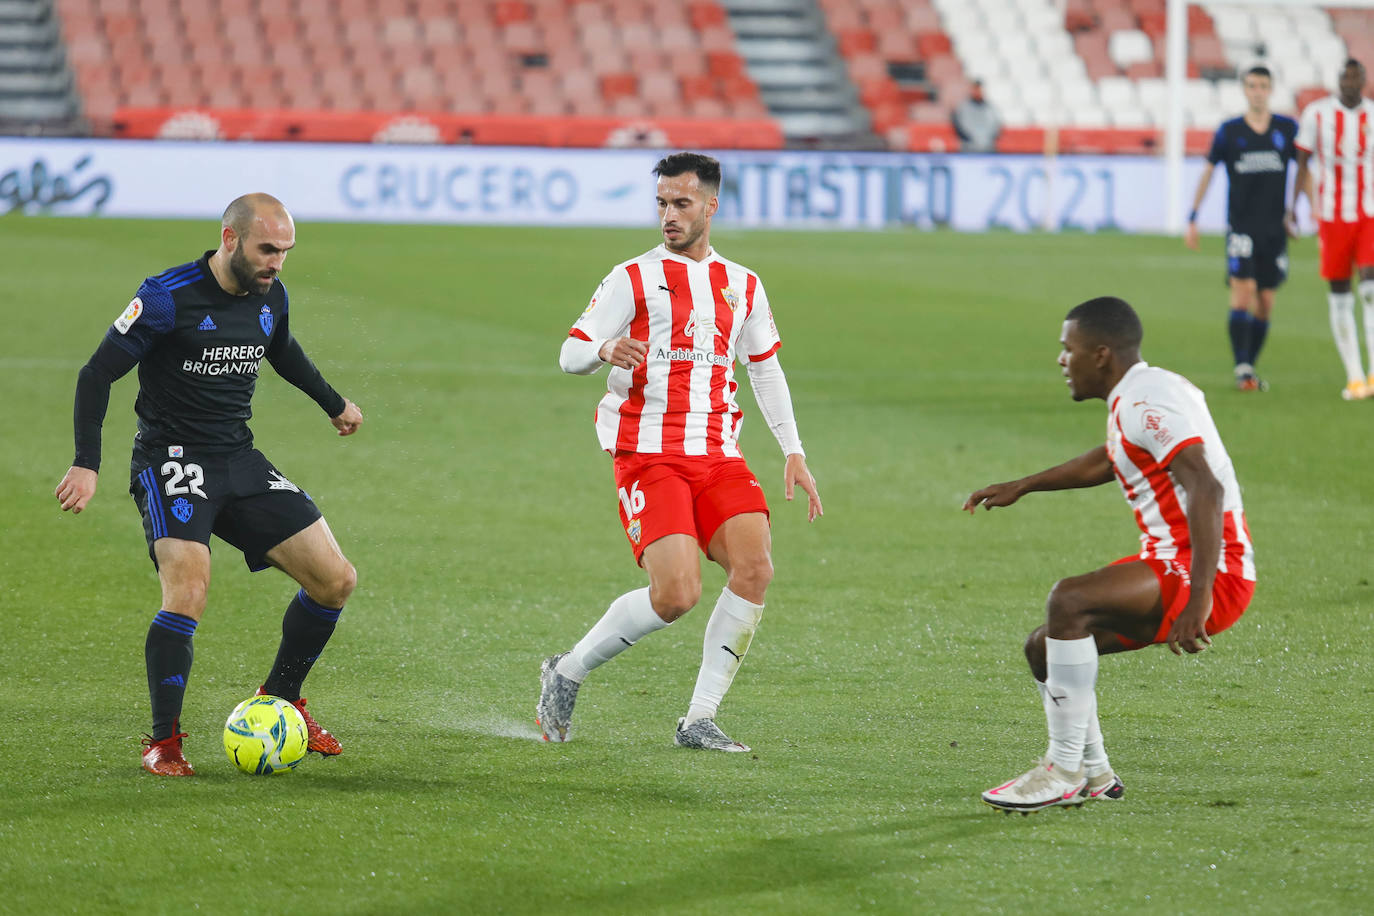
[1317,219,1374,280]
[1111,555,1255,651]
[612,452,769,563]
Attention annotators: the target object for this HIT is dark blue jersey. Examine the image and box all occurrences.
[71,252,344,469]
[1207,114,1298,236]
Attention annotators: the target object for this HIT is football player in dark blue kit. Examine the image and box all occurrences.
[1185,66,1299,391]
[54,194,364,776]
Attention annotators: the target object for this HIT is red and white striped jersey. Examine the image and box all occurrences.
[1106,362,1255,581]
[569,244,782,457]
[1296,95,1374,223]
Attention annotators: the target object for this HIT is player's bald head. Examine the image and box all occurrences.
[222,193,292,241]
[1065,296,1143,353]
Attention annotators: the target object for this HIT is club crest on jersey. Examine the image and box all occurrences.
[114,297,143,335]
[259,305,273,335]
[170,497,193,523]
[168,445,183,458]
[720,287,740,311]
[627,518,642,545]
[267,470,300,493]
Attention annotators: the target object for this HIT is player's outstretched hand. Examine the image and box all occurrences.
[332,398,363,436]
[784,453,823,522]
[1167,592,1213,656]
[55,466,98,514]
[599,337,649,371]
[962,481,1025,514]
[1183,223,1200,251]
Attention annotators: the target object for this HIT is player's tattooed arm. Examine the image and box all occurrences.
[963,445,1114,513]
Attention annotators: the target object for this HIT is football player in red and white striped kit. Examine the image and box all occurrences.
[1293,58,1374,400]
[536,152,823,752]
[964,297,1255,813]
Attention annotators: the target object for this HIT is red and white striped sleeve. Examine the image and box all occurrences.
[736,273,782,364]
[560,267,636,375]
[1117,390,1205,468]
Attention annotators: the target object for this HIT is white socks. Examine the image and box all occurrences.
[685,588,764,724]
[1329,290,1365,384]
[1359,281,1374,379]
[1043,636,1099,773]
[1037,681,1108,774]
[556,587,667,683]
[1081,694,1110,776]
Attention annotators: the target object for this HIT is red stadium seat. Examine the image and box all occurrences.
[876,31,917,62]
[688,2,726,30]
[706,51,745,80]
[914,31,951,58]
[599,73,638,102]
[836,29,876,56]
[63,0,780,149]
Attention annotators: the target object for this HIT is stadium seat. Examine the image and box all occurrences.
[64,0,775,144]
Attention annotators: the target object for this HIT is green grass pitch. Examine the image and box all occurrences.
[1,216,1370,914]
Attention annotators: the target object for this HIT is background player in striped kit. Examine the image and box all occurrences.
[1184,66,1298,392]
[1292,58,1374,400]
[537,152,823,752]
[963,297,1255,813]
[54,194,363,776]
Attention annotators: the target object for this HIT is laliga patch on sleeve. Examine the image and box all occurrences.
[113,297,144,335]
[1141,408,1175,448]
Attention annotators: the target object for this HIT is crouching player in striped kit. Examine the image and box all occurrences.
[963,297,1256,812]
[537,152,823,751]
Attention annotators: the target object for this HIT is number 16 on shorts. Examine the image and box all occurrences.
[618,482,646,518]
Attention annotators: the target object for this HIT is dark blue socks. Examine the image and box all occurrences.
[262,589,342,702]
[146,610,196,741]
[1248,317,1269,367]
[1229,310,1269,371]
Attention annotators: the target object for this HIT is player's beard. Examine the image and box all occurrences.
[229,241,274,294]
[664,213,707,253]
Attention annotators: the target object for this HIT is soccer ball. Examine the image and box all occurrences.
[223,695,308,775]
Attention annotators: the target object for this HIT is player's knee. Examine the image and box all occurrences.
[165,577,209,617]
[1024,626,1048,679]
[318,560,356,609]
[729,555,773,601]
[650,577,701,621]
[1045,578,1090,629]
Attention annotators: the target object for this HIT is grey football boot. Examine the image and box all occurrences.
[536,653,580,743]
[674,717,750,752]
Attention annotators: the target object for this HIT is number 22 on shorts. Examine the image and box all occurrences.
[618,481,646,517]
[161,460,207,498]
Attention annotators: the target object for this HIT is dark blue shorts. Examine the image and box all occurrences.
[1226,229,1288,290]
[128,443,322,571]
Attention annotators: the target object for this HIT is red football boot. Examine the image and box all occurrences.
[257,687,342,756]
[141,731,194,776]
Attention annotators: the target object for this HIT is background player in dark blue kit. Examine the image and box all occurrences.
[54,193,364,776]
[1185,66,1298,391]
